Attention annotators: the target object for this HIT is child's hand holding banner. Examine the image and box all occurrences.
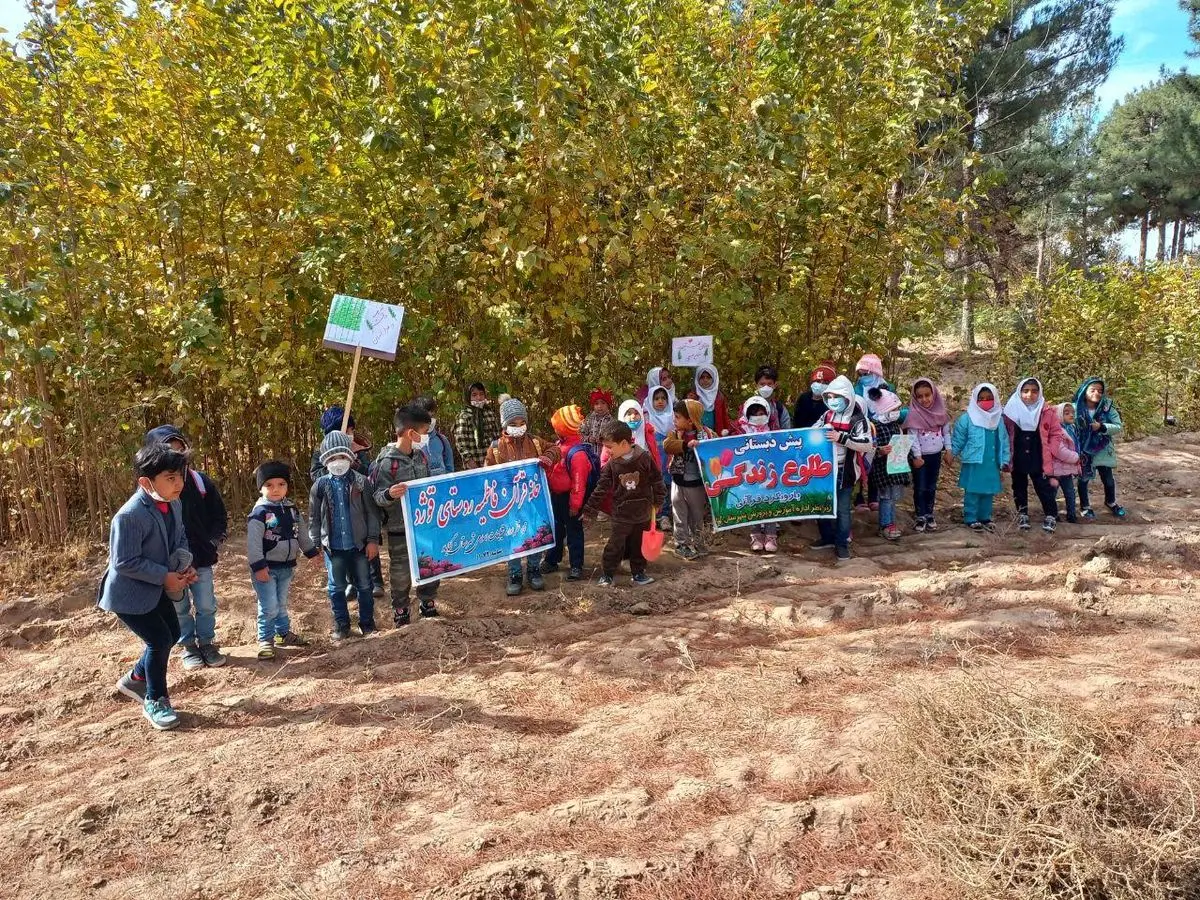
[693,428,838,530]
[400,461,556,585]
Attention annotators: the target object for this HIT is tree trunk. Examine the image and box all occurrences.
[1157,218,1168,262]
[1170,219,1181,261]
[960,274,975,351]
[1035,200,1050,283]
[1139,213,1149,267]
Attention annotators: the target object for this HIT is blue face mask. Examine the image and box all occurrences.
[811,382,827,397]
[825,396,848,414]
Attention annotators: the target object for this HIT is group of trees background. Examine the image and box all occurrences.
[2,0,1199,544]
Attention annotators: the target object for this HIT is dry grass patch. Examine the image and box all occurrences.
[878,678,1200,900]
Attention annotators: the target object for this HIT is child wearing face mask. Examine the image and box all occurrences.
[1046,403,1082,524]
[852,354,894,512]
[951,384,1010,532]
[309,431,381,640]
[905,378,952,533]
[645,386,675,531]
[371,405,439,626]
[1074,378,1126,520]
[754,365,792,430]
[814,377,873,563]
[793,362,836,429]
[739,396,781,552]
[485,398,561,596]
[1003,377,1065,533]
[412,395,455,477]
[867,388,921,541]
[687,365,734,436]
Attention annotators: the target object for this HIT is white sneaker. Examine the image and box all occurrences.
[750,534,765,552]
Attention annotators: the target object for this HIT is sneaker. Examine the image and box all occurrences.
[1017,513,1031,531]
[880,524,901,541]
[969,522,985,532]
[693,546,710,557]
[981,520,997,533]
[914,516,927,533]
[926,517,939,532]
[274,632,308,647]
[764,537,778,553]
[199,644,227,668]
[632,573,655,586]
[1107,503,1127,518]
[359,623,379,637]
[394,607,411,627]
[676,545,698,560]
[332,625,352,641]
[372,584,385,599]
[257,642,276,660]
[541,561,560,574]
[142,697,180,731]
[597,575,614,587]
[1042,516,1057,533]
[116,672,147,702]
[835,546,852,564]
[1082,507,1096,521]
[506,574,524,597]
[419,601,439,619]
[1066,514,1078,524]
[567,568,583,581]
[180,644,206,670]
[527,568,546,591]
[750,534,765,552]
[809,538,836,551]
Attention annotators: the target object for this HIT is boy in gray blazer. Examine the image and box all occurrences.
[98,444,197,731]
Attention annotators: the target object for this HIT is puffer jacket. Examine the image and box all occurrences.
[548,433,595,514]
[1046,422,1081,479]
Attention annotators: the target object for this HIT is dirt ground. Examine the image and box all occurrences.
[2,422,1200,899]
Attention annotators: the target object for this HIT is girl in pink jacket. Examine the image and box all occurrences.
[1045,403,1082,523]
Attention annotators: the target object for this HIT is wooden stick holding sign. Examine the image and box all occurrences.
[322,293,405,426]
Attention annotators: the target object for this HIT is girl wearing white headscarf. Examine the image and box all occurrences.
[686,364,733,436]
[1002,377,1063,533]
[950,383,1010,532]
[643,386,675,530]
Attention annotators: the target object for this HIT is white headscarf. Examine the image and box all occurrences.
[740,396,772,433]
[1004,377,1044,432]
[694,364,719,412]
[647,367,676,409]
[646,386,675,436]
[618,399,649,450]
[968,382,1002,430]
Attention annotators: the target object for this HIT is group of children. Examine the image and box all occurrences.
[98,361,1127,730]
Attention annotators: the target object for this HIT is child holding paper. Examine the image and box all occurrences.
[867,387,920,541]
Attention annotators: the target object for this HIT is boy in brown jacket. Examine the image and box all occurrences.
[583,420,667,587]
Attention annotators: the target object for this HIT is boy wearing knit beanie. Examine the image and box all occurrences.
[544,404,594,581]
[248,461,321,658]
[484,397,562,596]
[309,432,382,640]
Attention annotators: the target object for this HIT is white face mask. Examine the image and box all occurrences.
[326,458,352,477]
[749,414,770,427]
[411,433,430,451]
[506,425,527,438]
[471,399,487,409]
[811,382,827,397]
[757,385,775,399]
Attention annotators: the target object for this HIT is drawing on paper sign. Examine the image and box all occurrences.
[671,335,713,367]
[323,294,405,361]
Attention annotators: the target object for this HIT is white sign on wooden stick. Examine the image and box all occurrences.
[671,335,713,368]
[323,294,405,362]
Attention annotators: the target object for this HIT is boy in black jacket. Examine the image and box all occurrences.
[143,425,229,669]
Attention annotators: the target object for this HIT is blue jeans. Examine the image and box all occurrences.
[963,491,995,524]
[818,482,855,551]
[912,452,942,520]
[175,565,217,647]
[508,551,543,580]
[117,592,181,702]
[545,492,585,570]
[326,549,374,629]
[252,566,296,643]
[877,482,905,528]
